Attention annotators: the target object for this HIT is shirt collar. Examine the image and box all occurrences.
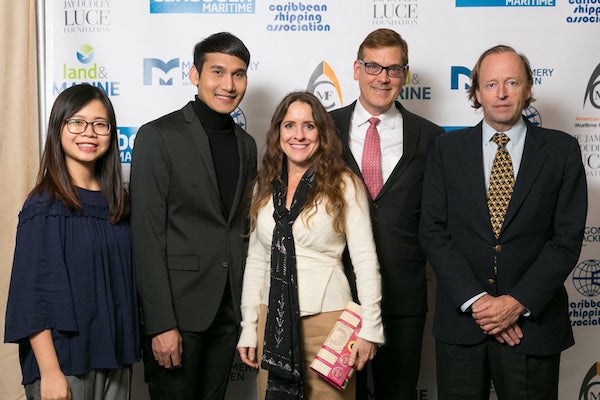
[354,100,402,129]
[482,118,527,146]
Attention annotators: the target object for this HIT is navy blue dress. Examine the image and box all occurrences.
[4,188,140,385]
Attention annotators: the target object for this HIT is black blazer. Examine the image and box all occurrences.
[130,102,257,336]
[331,101,443,316]
[419,120,587,355]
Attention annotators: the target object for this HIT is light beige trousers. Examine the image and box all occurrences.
[257,304,356,400]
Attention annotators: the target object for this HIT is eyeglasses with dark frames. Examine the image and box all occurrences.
[64,119,111,136]
[358,59,408,78]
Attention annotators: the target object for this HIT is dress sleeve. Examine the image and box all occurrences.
[343,174,385,345]
[4,200,78,343]
[237,207,270,349]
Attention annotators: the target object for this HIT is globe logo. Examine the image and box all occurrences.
[231,107,247,131]
[572,259,600,297]
[522,106,542,127]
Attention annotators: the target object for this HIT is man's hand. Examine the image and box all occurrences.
[471,294,525,335]
[493,323,523,346]
[151,328,183,369]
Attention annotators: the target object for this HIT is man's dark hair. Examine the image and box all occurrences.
[193,32,250,72]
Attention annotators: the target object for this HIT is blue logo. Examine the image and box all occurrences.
[267,2,330,31]
[523,106,542,127]
[451,65,552,90]
[118,127,137,164]
[143,58,180,86]
[142,57,193,86]
[456,0,554,6]
[567,3,600,24]
[76,44,94,64]
[231,107,247,130]
[451,66,471,90]
[573,259,600,297]
[150,0,255,14]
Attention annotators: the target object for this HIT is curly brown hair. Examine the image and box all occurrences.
[249,91,359,234]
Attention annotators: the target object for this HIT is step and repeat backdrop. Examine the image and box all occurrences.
[39,0,599,399]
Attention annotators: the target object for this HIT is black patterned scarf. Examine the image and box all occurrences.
[262,167,314,400]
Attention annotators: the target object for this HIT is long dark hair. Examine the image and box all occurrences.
[32,84,129,223]
[250,91,356,233]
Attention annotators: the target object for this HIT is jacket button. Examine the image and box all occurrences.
[222,262,229,268]
[494,244,502,252]
[487,278,496,285]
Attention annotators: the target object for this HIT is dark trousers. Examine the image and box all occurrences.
[142,290,239,400]
[436,338,560,400]
[356,314,426,400]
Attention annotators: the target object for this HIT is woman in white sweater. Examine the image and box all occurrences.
[237,91,384,400]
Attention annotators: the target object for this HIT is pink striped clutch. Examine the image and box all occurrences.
[310,301,362,390]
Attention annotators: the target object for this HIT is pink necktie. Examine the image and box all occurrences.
[362,117,382,199]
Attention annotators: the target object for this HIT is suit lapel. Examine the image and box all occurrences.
[184,104,223,209]
[460,124,490,223]
[337,102,362,177]
[502,124,549,230]
[228,125,250,222]
[378,102,418,198]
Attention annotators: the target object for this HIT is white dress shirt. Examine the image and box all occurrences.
[349,100,403,183]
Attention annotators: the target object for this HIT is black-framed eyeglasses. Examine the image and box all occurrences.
[358,60,408,78]
[64,119,111,136]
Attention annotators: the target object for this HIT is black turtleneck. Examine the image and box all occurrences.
[192,96,240,218]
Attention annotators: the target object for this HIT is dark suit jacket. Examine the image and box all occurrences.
[419,120,587,355]
[130,101,257,336]
[331,101,443,316]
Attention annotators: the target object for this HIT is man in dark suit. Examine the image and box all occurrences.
[129,32,257,400]
[419,45,587,400]
[330,29,443,399]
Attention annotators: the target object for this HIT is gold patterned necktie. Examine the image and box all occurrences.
[488,132,514,239]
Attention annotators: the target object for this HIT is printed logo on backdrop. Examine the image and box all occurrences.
[307,61,343,110]
[54,44,120,97]
[566,2,600,24]
[578,362,600,400]
[456,0,554,6]
[266,3,331,32]
[584,63,600,109]
[150,0,255,14]
[450,65,555,88]
[143,58,190,86]
[372,0,418,26]
[119,127,137,164]
[573,62,600,178]
[399,70,432,101]
[64,0,111,33]
[450,65,552,126]
[570,259,600,328]
[584,226,600,246]
[142,56,260,86]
